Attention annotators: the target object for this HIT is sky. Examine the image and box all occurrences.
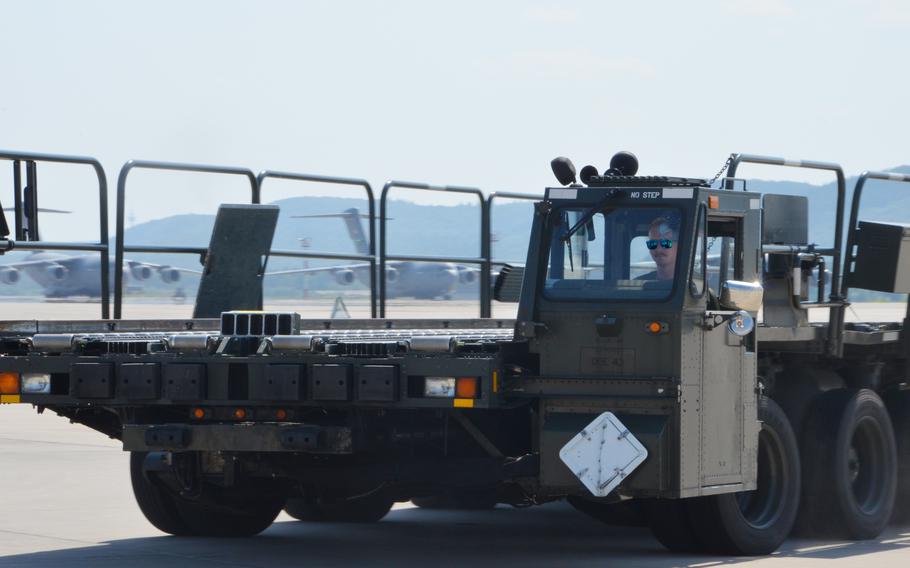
[1,0,909,242]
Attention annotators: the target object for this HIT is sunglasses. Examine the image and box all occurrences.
[646,239,673,250]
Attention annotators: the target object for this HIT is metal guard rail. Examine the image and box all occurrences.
[726,153,847,357]
[842,171,910,300]
[0,150,110,318]
[257,170,378,318]
[114,160,259,319]
[379,181,486,317]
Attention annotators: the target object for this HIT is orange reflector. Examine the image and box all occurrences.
[0,372,19,395]
[192,408,206,419]
[492,370,499,393]
[233,408,247,420]
[456,377,478,399]
[648,321,662,334]
[708,195,720,209]
[275,409,288,420]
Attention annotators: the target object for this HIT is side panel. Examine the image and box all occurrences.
[700,325,743,486]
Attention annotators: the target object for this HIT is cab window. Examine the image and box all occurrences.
[544,206,684,301]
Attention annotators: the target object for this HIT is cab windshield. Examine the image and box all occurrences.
[543,206,683,301]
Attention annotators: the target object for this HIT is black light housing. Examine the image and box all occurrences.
[606,151,639,176]
[550,157,577,186]
[580,165,599,185]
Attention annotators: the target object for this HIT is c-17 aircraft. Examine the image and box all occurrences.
[271,208,479,300]
[0,204,197,299]
[0,251,197,298]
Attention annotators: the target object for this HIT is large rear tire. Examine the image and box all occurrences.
[687,397,801,555]
[797,389,898,539]
[130,452,285,537]
[130,452,192,536]
[883,389,910,524]
[285,491,394,523]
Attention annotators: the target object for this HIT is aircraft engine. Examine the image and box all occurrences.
[0,267,20,285]
[385,267,399,283]
[335,269,355,285]
[458,268,477,284]
[159,266,181,284]
[46,264,68,281]
[130,265,153,280]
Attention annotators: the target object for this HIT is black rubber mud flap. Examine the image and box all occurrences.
[885,389,910,524]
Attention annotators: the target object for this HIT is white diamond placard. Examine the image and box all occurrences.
[558,412,649,498]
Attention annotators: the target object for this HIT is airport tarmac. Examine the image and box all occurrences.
[1,405,909,567]
[0,297,907,323]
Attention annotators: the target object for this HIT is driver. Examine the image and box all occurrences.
[639,215,678,281]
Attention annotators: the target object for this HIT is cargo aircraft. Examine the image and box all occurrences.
[271,208,480,300]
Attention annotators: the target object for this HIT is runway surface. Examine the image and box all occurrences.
[1,406,910,567]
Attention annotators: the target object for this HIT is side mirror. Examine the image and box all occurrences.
[719,280,763,313]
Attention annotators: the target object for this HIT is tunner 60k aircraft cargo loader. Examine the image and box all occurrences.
[1,150,909,556]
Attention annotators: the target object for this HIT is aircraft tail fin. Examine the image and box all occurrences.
[293,208,372,256]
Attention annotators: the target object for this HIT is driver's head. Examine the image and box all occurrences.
[647,215,678,279]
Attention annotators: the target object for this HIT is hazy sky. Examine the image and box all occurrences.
[2,0,909,241]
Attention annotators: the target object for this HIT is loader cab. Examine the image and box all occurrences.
[520,174,766,498]
[520,182,762,377]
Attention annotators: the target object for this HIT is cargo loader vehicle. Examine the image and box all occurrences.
[1,150,909,555]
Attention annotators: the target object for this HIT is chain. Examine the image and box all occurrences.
[707,153,736,187]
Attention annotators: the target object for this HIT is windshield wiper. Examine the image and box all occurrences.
[560,188,623,243]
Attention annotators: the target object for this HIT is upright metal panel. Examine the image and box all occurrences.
[114,160,259,319]
[842,171,910,299]
[0,150,110,318]
[257,170,378,318]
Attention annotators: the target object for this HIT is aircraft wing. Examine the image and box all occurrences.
[265,263,371,276]
[0,257,70,269]
[125,259,202,275]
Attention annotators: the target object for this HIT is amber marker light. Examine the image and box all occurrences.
[0,372,20,394]
[192,407,206,419]
[233,408,247,420]
[708,195,720,209]
[275,408,288,420]
[456,377,479,399]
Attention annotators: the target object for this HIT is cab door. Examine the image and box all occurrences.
[696,214,758,491]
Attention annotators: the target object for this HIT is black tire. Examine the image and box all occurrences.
[568,496,647,527]
[130,452,285,537]
[286,491,393,523]
[797,389,898,539]
[883,389,910,525]
[130,452,192,536]
[412,488,498,511]
[687,397,801,555]
[645,498,705,553]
